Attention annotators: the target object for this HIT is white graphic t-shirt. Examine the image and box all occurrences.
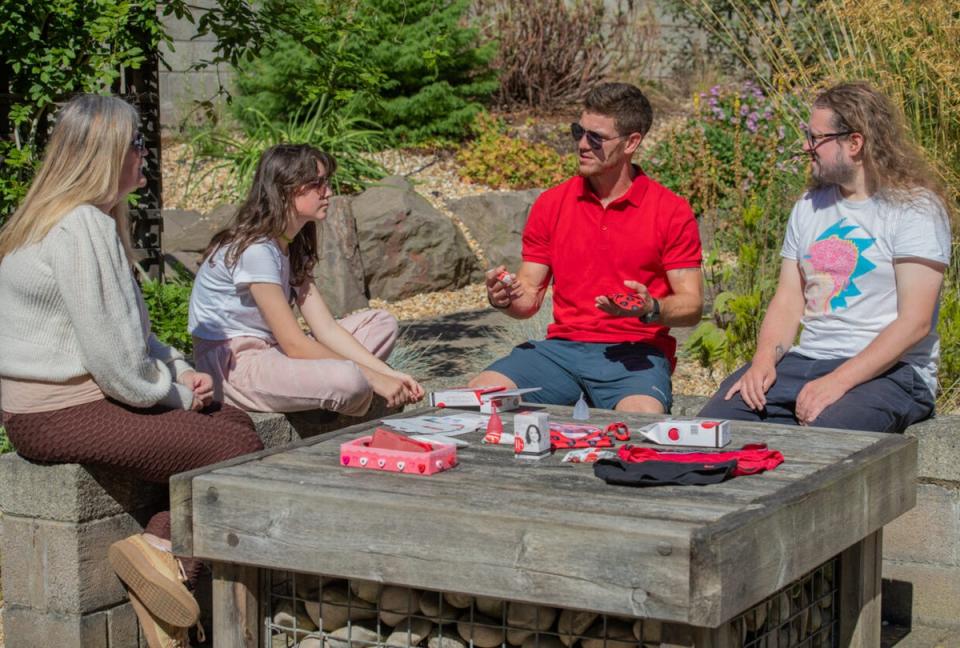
[781,186,951,396]
[189,240,291,342]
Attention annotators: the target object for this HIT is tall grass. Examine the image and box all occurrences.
[682,0,960,411]
[188,98,387,200]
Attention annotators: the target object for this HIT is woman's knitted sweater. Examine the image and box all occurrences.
[0,204,193,410]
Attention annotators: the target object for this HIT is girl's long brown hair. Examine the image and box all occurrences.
[202,144,336,289]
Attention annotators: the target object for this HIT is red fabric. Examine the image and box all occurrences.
[616,443,784,476]
[370,428,434,452]
[521,169,701,368]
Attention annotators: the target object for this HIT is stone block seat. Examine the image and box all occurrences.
[0,401,393,648]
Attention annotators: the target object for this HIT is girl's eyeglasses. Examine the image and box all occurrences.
[304,175,329,191]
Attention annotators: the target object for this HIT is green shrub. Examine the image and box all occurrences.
[140,277,193,356]
[189,100,387,199]
[0,0,197,223]
[937,258,960,412]
[0,426,12,454]
[647,82,802,220]
[231,0,496,145]
[457,114,576,189]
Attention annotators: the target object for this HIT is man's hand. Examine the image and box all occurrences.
[725,362,777,410]
[795,375,850,425]
[485,265,523,309]
[595,280,654,318]
[178,370,214,411]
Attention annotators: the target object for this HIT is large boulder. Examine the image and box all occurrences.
[352,176,481,301]
[446,190,542,271]
[314,196,369,317]
[162,204,238,276]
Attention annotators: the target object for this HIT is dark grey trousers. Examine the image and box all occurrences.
[698,352,935,433]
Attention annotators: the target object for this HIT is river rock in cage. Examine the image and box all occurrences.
[559,610,598,646]
[580,618,637,648]
[385,617,435,647]
[457,613,503,648]
[380,586,422,626]
[444,591,474,609]
[324,622,383,648]
[427,627,468,648]
[476,595,505,619]
[521,633,564,648]
[420,591,445,622]
[305,583,378,631]
[631,618,660,644]
[273,598,318,637]
[351,579,383,604]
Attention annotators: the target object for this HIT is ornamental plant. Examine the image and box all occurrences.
[457,113,576,190]
[646,81,801,222]
[230,0,496,145]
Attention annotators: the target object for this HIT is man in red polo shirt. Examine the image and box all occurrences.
[469,83,703,413]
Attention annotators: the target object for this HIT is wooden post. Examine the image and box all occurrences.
[212,562,260,648]
[839,529,883,648]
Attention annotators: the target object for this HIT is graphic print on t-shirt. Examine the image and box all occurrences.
[800,217,876,313]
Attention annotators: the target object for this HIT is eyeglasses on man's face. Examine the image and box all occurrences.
[130,132,146,153]
[570,123,628,151]
[802,126,855,151]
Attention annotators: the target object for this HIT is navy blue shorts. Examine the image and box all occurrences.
[698,352,935,433]
[485,338,672,411]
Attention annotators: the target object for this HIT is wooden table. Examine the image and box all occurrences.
[171,406,917,648]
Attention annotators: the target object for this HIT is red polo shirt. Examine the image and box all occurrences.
[521,170,701,368]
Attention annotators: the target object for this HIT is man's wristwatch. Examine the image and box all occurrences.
[640,297,660,323]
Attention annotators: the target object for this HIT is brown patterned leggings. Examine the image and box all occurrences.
[4,398,263,579]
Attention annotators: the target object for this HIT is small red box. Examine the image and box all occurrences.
[340,435,458,476]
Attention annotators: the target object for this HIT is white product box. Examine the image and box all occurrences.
[429,387,541,413]
[512,411,551,458]
[640,419,731,448]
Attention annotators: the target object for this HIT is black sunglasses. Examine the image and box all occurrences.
[570,123,628,151]
[130,132,146,153]
[802,127,854,151]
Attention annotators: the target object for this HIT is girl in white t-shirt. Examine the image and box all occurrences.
[189,144,424,414]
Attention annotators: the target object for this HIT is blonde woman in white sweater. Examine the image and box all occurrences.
[0,94,263,646]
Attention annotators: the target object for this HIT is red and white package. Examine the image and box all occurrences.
[561,448,617,464]
[639,419,731,448]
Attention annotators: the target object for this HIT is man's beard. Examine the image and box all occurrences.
[810,150,856,188]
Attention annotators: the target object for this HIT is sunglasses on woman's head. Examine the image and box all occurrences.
[570,123,628,151]
[130,132,146,153]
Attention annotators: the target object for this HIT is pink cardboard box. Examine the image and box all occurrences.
[340,435,458,476]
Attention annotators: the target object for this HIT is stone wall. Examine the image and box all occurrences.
[882,416,960,629]
[158,0,233,129]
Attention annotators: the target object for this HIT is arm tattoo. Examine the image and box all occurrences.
[775,344,785,362]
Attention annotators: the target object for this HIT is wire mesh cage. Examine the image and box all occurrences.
[726,559,838,648]
[265,558,838,648]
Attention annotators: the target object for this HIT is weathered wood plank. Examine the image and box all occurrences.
[839,529,882,648]
[212,562,260,648]
[191,472,698,622]
[689,436,914,627]
[230,455,741,524]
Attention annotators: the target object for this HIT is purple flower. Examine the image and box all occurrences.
[710,85,720,96]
